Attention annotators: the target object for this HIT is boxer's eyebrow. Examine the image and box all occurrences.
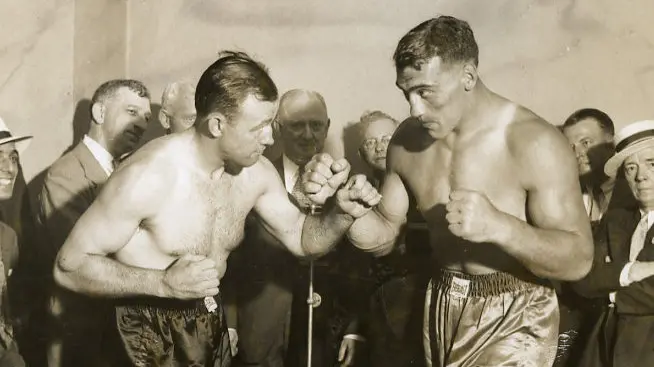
[250,118,273,132]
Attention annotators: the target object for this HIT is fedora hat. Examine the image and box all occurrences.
[0,116,32,154]
[605,120,654,177]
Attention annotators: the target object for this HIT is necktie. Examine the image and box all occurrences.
[629,213,649,261]
[291,166,313,209]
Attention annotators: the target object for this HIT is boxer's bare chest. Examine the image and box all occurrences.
[401,128,525,226]
[147,172,254,258]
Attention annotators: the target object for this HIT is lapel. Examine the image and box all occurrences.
[72,142,110,187]
[606,207,640,262]
[638,215,654,261]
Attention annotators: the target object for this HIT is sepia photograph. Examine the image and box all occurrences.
[1,0,653,366]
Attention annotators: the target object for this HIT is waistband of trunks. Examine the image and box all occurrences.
[435,268,550,297]
[116,293,222,316]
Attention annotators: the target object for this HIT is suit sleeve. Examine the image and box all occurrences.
[614,276,654,315]
[572,218,627,298]
[38,168,94,266]
[339,242,374,339]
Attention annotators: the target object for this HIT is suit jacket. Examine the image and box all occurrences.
[0,221,24,366]
[224,156,298,365]
[573,206,654,366]
[37,141,120,366]
[39,142,109,266]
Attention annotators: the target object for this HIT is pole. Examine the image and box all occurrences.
[306,204,322,367]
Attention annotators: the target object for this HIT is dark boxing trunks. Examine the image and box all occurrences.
[116,294,231,367]
[424,269,559,367]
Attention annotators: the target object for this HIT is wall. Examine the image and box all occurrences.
[127,0,654,166]
[0,0,128,187]
[1,0,654,183]
[0,0,75,183]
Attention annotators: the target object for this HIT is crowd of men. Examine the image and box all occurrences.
[0,14,652,367]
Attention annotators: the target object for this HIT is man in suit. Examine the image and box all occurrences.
[228,89,368,367]
[557,108,622,367]
[38,79,151,366]
[355,111,429,367]
[159,80,197,134]
[574,119,654,366]
[0,116,32,366]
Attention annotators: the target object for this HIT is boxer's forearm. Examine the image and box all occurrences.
[347,209,402,255]
[493,213,592,281]
[300,205,354,257]
[54,254,166,298]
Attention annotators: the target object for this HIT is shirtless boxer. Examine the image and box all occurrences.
[304,16,593,367]
[53,51,380,367]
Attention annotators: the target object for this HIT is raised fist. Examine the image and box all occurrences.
[336,174,382,218]
[302,153,351,205]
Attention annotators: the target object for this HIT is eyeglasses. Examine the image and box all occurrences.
[362,135,392,150]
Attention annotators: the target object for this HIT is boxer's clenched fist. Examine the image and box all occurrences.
[445,189,506,243]
[336,174,382,218]
[163,254,220,299]
[302,153,351,205]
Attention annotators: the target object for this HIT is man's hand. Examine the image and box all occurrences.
[446,189,507,243]
[162,254,220,299]
[303,153,351,205]
[227,328,239,356]
[338,338,358,366]
[336,175,382,218]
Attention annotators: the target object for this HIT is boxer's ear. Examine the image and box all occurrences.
[207,112,227,138]
[462,63,478,92]
[159,109,171,130]
[91,103,106,125]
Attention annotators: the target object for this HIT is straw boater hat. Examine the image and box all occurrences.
[605,120,654,177]
[0,116,32,154]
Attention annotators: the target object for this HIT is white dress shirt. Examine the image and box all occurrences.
[282,154,300,194]
[82,135,115,177]
[610,210,654,303]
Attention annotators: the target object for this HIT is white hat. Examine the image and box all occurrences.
[605,120,654,177]
[0,116,32,154]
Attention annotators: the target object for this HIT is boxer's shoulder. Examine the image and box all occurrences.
[506,106,563,157]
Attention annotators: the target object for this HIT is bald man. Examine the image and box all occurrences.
[226,89,332,367]
[159,81,197,134]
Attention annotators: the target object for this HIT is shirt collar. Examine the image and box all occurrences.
[638,209,654,231]
[82,135,115,176]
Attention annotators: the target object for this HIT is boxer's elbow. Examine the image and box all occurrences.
[556,233,593,281]
[348,212,402,252]
[53,253,84,292]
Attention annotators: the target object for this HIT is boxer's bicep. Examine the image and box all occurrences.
[349,170,408,252]
[522,127,591,241]
[57,162,169,270]
[253,167,305,256]
[376,170,410,226]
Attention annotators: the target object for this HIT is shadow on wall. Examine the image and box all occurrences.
[342,120,372,177]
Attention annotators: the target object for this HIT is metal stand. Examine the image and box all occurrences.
[306,204,322,367]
